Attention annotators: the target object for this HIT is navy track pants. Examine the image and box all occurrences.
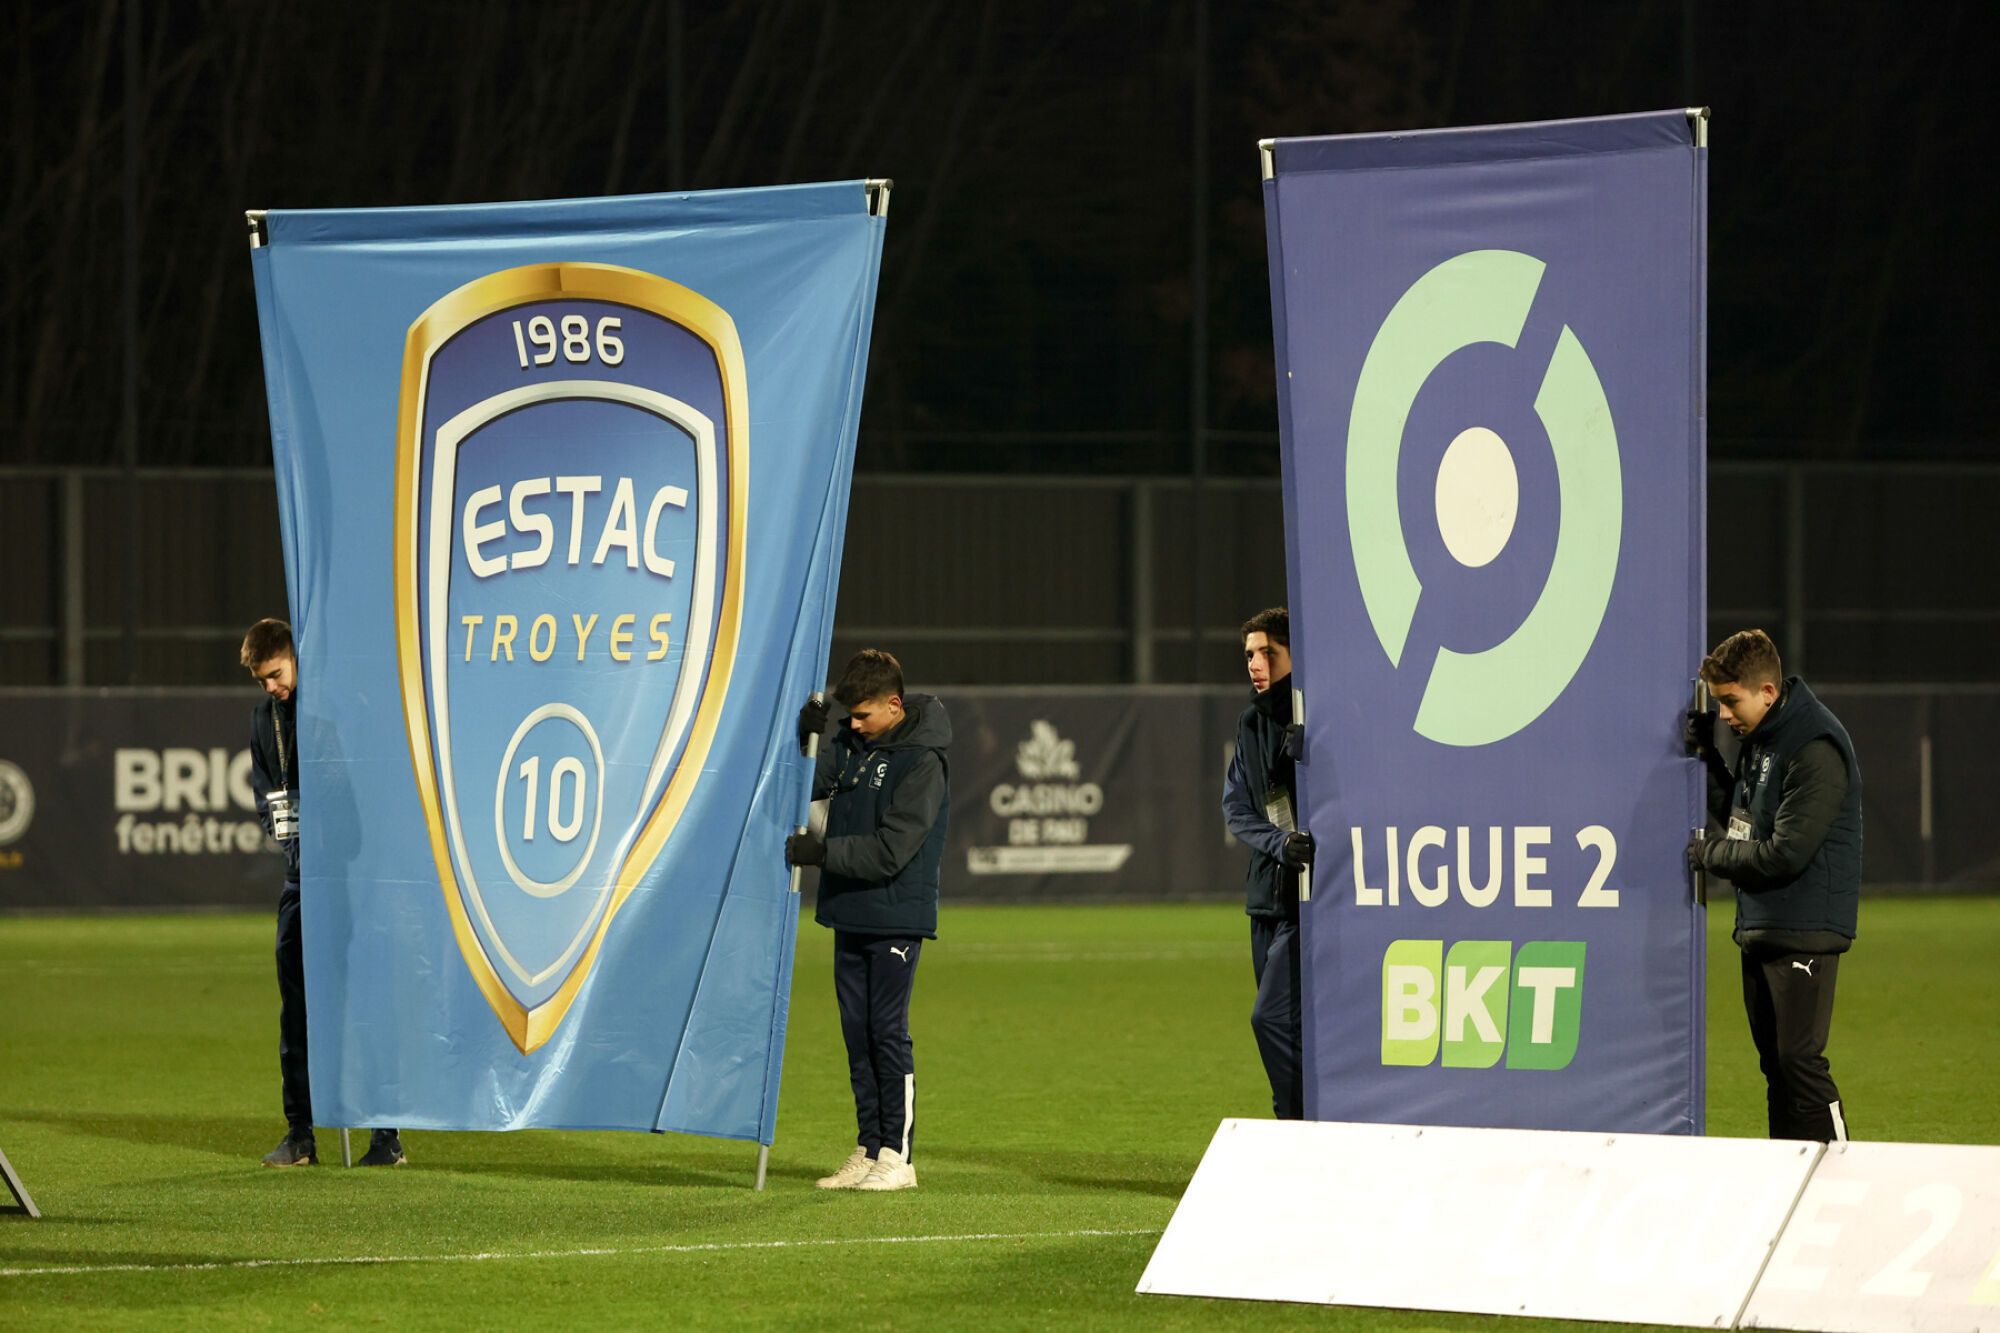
[832,931,922,1160]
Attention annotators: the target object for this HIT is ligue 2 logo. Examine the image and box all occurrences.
[1348,249,1623,747]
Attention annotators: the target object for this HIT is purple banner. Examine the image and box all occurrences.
[1264,111,1709,1132]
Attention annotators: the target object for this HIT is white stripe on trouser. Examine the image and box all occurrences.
[899,1073,915,1159]
[1828,1099,1848,1143]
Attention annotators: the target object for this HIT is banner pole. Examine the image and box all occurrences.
[341,1129,353,1168]
[1292,684,1310,903]
[788,694,826,897]
[0,1140,39,1219]
[762,690,828,1190]
[1691,677,1711,906]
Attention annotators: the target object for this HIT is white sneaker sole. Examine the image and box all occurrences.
[815,1154,875,1189]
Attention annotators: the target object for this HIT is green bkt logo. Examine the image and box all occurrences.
[1381,939,1586,1071]
[1348,249,1622,747]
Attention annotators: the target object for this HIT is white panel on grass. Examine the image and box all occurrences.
[1138,1118,1820,1328]
[1743,1140,2000,1332]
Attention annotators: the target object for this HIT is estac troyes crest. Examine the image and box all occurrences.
[395,264,745,1053]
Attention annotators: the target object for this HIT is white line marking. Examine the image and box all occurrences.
[951,941,1232,952]
[0,1227,1160,1280]
[947,950,1231,964]
[6,960,263,976]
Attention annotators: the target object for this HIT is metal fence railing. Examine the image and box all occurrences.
[3,462,1998,689]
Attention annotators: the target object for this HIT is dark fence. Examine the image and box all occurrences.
[1,685,1991,912]
[6,464,2000,688]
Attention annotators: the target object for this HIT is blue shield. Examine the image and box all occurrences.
[395,263,746,1053]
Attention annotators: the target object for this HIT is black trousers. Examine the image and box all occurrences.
[276,881,313,1130]
[832,931,921,1161]
[1250,913,1304,1120]
[1741,943,1847,1141]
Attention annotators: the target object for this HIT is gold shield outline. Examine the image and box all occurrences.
[393,262,747,1054]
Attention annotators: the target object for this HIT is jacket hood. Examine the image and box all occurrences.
[852,692,952,753]
[1750,676,1813,744]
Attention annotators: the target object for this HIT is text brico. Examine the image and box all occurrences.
[1381,940,1586,1071]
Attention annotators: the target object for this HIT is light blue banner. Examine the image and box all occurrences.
[249,183,884,1140]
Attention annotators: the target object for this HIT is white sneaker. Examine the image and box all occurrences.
[854,1147,917,1192]
[815,1148,875,1190]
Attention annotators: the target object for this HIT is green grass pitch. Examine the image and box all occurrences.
[3,897,1996,1330]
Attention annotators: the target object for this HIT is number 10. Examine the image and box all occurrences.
[517,755,587,843]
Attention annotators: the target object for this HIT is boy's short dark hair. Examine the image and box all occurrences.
[833,649,905,708]
[1240,607,1290,648]
[240,618,294,669]
[1700,628,1783,688]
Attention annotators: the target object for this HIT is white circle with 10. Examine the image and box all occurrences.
[494,704,605,899]
[0,760,34,845]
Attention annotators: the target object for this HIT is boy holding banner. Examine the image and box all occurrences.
[1222,608,1316,1120]
[242,619,405,1169]
[787,650,952,1192]
[1687,629,1863,1142]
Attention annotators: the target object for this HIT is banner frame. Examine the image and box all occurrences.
[0,1140,39,1219]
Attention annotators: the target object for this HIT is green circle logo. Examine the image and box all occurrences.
[1346,249,1622,747]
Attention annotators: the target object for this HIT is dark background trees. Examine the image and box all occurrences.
[4,0,1995,471]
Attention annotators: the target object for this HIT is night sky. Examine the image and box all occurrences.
[4,0,1995,471]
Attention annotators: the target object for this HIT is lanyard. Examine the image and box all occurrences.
[272,701,291,790]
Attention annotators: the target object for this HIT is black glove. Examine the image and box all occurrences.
[1684,833,1709,872]
[1282,723,1306,762]
[1280,831,1315,869]
[1683,706,1715,758]
[786,831,825,867]
[797,696,830,754]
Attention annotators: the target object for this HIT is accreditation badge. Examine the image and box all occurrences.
[1263,786,1296,834]
[394,264,746,1053]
